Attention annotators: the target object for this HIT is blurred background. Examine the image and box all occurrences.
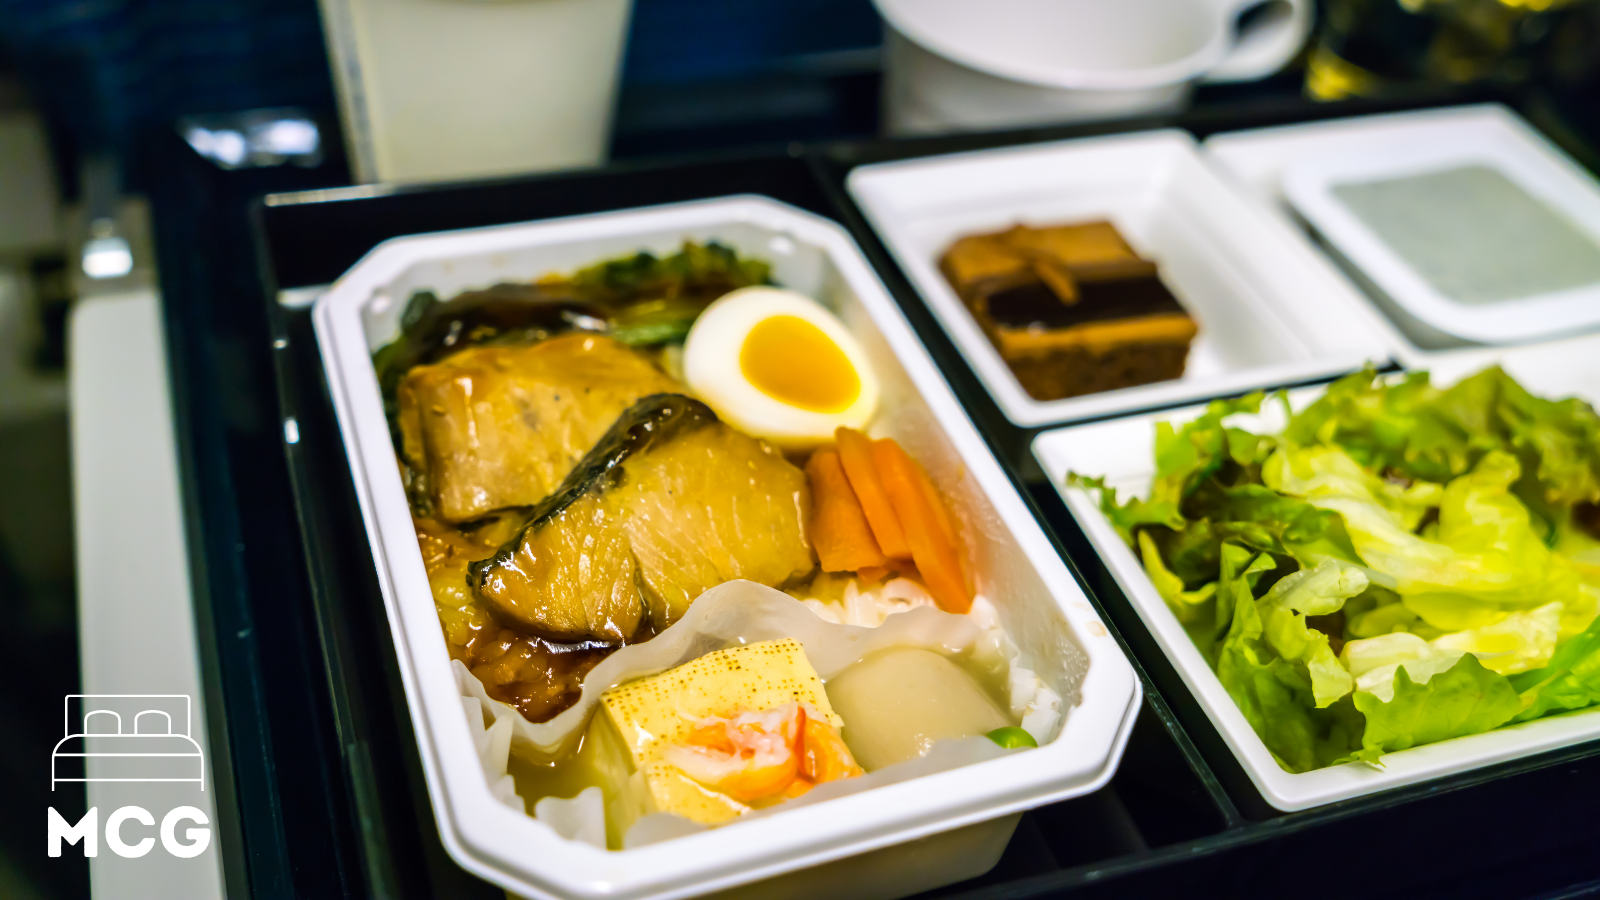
[1,0,1598,896]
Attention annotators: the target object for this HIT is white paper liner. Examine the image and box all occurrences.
[534,786,607,846]
[456,689,520,809]
[449,579,1064,848]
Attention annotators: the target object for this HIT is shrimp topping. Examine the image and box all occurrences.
[661,702,863,804]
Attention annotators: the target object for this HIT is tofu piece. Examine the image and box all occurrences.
[600,638,841,824]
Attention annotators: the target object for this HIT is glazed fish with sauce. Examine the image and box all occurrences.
[470,393,813,643]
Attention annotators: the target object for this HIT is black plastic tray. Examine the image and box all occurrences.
[235,89,1600,899]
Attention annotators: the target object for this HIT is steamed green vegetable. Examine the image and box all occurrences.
[985,727,1038,749]
[1072,367,1600,771]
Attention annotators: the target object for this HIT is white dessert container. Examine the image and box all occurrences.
[847,129,1392,427]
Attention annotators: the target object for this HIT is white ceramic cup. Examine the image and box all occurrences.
[877,0,1313,134]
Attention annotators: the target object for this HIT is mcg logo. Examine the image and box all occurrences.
[47,694,212,859]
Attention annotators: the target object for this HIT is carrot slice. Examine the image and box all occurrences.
[887,438,973,596]
[913,458,974,594]
[869,439,972,613]
[834,427,912,559]
[855,565,891,584]
[804,449,890,573]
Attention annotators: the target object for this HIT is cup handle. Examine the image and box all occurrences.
[1202,0,1313,83]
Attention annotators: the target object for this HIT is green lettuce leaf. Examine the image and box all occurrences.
[1264,443,1443,532]
[1212,545,1364,771]
[1284,368,1471,485]
[1340,602,1557,710]
[1509,608,1600,721]
[1404,452,1592,637]
[1285,366,1600,515]
[1271,448,1588,636]
[1343,587,1421,638]
[1342,633,1449,685]
[1211,542,1278,655]
[1138,531,1216,632]
[1430,602,1561,675]
[1149,519,1229,590]
[1256,559,1365,707]
[1065,473,1181,539]
[1436,366,1600,512]
[1074,364,1600,770]
[1351,654,1520,760]
[1069,392,1270,540]
[1187,481,1359,562]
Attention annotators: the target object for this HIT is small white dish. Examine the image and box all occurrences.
[848,129,1393,428]
[1284,128,1600,347]
[1033,332,1600,811]
[1207,103,1600,358]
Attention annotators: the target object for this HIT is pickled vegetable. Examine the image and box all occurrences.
[825,647,1010,770]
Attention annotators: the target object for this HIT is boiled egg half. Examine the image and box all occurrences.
[684,287,879,448]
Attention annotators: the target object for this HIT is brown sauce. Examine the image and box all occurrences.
[417,516,616,722]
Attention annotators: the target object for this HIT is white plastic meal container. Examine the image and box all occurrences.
[1032,334,1600,811]
[847,129,1394,428]
[313,196,1141,899]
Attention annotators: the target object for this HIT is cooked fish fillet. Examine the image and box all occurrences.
[472,492,644,642]
[617,424,814,627]
[397,334,678,522]
[471,395,814,642]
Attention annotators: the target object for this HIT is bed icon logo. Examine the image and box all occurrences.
[51,694,205,791]
[47,695,211,859]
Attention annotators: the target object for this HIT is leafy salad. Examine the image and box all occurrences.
[1073,366,1600,772]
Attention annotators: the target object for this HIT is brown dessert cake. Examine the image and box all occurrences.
[937,233,1040,306]
[998,222,1137,267]
[939,221,1197,401]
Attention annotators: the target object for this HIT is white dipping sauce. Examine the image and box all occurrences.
[1332,164,1600,306]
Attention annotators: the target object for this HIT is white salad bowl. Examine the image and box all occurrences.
[1033,334,1600,811]
[313,195,1141,899]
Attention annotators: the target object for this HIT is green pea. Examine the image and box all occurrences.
[985,726,1038,750]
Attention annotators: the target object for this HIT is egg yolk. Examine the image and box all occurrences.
[738,315,861,413]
